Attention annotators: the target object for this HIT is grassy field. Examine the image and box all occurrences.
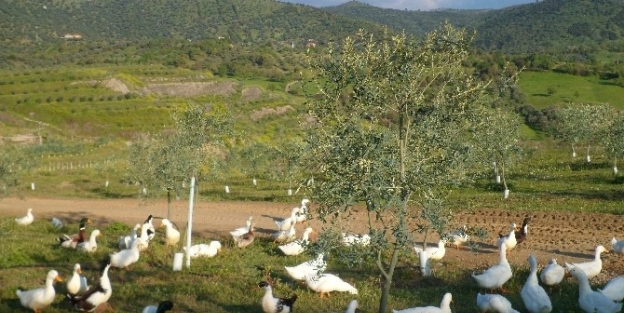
[0,215,601,313]
[518,71,624,109]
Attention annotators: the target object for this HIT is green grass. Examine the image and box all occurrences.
[0,217,599,312]
[518,71,624,109]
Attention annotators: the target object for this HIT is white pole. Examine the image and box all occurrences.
[185,176,196,268]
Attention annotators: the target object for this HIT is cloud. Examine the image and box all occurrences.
[281,0,534,11]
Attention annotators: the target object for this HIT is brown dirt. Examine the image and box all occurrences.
[2,198,624,283]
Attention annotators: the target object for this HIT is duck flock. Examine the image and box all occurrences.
[11,201,624,313]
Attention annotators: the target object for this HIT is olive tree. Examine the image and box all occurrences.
[302,24,505,313]
[0,145,29,198]
[600,109,623,175]
[554,103,612,162]
[126,102,232,219]
[478,107,523,198]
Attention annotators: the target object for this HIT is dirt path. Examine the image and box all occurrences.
[2,197,624,283]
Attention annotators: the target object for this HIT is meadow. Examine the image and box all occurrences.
[2,65,624,312]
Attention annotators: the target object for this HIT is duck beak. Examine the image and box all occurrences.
[77,268,82,274]
[55,276,63,282]
[87,219,93,224]
[98,232,103,236]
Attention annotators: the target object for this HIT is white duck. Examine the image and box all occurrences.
[142,300,174,313]
[68,263,112,312]
[132,224,153,252]
[611,237,624,254]
[258,280,297,313]
[143,214,156,241]
[67,263,88,296]
[160,219,180,246]
[496,223,517,254]
[184,241,222,258]
[447,225,470,250]
[285,253,327,281]
[16,269,62,313]
[275,207,299,231]
[568,266,622,313]
[565,245,607,280]
[539,258,565,288]
[110,239,141,269]
[305,273,358,298]
[272,222,297,243]
[15,208,34,226]
[294,198,311,224]
[342,233,371,246]
[476,293,520,313]
[51,217,64,229]
[279,227,314,256]
[414,239,447,260]
[521,255,552,313]
[599,276,624,302]
[230,216,253,239]
[392,292,452,313]
[76,229,102,253]
[119,224,141,249]
[471,241,512,293]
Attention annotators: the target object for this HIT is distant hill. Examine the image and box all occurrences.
[324,0,624,54]
[0,0,384,44]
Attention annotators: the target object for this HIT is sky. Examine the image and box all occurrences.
[280,0,536,11]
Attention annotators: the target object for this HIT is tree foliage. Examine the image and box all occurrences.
[126,102,232,217]
[554,103,612,160]
[303,24,508,313]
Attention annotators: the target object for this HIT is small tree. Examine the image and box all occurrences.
[601,109,624,175]
[0,145,29,198]
[126,102,232,219]
[303,24,505,313]
[555,103,612,162]
[269,138,304,196]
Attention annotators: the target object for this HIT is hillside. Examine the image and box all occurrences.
[0,0,384,44]
[324,0,624,54]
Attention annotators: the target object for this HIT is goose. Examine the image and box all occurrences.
[15,208,34,226]
[230,216,253,239]
[568,266,622,313]
[497,223,517,254]
[294,198,311,224]
[304,273,358,298]
[514,217,531,246]
[258,281,297,313]
[109,238,141,269]
[142,300,174,313]
[414,239,447,260]
[472,242,512,293]
[279,227,314,256]
[342,233,371,246]
[476,293,520,313]
[16,269,63,313]
[57,218,92,249]
[598,276,624,302]
[118,224,141,250]
[234,223,255,248]
[446,225,470,250]
[143,214,156,241]
[51,217,64,229]
[272,221,297,243]
[392,292,452,313]
[565,245,607,280]
[184,241,222,258]
[611,237,624,254]
[521,255,552,313]
[539,258,565,288]
[285,253,327,281]
[68,263,113,312]
[160,219,180,246]
[67,263,89,296]
[76,229,102,253]
[275,208,299,231]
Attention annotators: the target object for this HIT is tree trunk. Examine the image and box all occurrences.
[377,247,399,313]
[586,145,591,163]
[167,188,172,220]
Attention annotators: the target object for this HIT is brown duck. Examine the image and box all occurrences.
[515,216,531,246]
